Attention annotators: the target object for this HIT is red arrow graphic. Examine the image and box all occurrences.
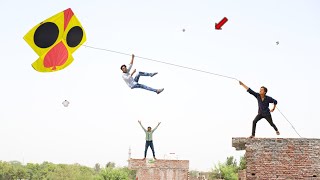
[215,17,228,30]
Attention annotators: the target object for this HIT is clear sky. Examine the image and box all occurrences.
[1,0,320,171]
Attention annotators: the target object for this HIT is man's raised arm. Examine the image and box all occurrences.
[138,120,146,132]
[126,54,135,72]
[152,122,161,133]
[130,54,135,65]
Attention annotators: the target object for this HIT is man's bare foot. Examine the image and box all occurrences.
[151,72,158,77]
[249,135,255,138]
[153,157,157,160]
[276,131,280,135]
[157,88,164,94]
[142,158,146,160]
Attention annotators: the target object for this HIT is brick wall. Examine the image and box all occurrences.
[128,159,189,180]
[238,170,246,180]
[232,137,320,180]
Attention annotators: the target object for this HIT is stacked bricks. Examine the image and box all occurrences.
[128,159,189,180]
[232,137,320,180]
[238,169,246,180]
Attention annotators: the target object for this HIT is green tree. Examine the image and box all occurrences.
[239,156,246,170]
[225,156,237,167]
[211,156,245,180]
[0,160,135,180]
[121,167,136,180]
[13,165,27,180]
[99,167,130,180]
[0,161,15,180]
[45,163,96,180]
[105,162,115,168]
[189,170,200,178]
[94,163,101,173]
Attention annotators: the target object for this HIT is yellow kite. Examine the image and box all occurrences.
[24,8,86,72]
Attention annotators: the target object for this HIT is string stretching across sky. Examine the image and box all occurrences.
[84,44,302,138]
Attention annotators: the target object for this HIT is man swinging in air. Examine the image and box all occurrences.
[239,81,280,138]
[121,54,164,94]
[138,120,161,160]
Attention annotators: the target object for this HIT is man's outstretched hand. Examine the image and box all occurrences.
[239,81,249,90]
[131,69,136,76]
[130,54,135,64]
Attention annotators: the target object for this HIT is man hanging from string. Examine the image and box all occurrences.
[121,54,164,94]
[239,81,280,138]
[138,120,161,160]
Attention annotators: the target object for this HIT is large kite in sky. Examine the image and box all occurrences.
[24,8,86,72]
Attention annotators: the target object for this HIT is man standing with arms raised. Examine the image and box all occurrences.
[138,120,161,160]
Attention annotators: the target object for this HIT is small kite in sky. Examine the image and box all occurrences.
[24,8,86,72]
[276,41,279,45]
[62,100,70,107]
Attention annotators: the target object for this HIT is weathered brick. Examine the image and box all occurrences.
[128,159,189,180]
[232,137,320,180]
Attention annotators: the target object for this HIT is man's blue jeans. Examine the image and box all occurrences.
[144,140,155,158]
[131,72,157,93]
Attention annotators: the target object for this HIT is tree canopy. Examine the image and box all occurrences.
[0,161,136,180]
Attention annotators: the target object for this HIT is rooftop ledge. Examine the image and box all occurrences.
[232,137,320,150]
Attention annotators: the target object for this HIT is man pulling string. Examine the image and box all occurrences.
[83,44,302,138]
[239,81,280,138]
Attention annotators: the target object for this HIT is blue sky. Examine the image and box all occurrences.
[1,0,320,171]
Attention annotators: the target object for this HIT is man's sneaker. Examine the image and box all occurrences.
[157,88,164,94]
[249,135,255,138]
[276,131,280,135]
[153,157,157,160]
[151,72,158,77]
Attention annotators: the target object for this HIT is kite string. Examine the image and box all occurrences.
[276,107,302,138]
[83,44,302,138]
[83,45,238,81]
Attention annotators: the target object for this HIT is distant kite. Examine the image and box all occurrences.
[24,8,86,72]
[62,100,70,107]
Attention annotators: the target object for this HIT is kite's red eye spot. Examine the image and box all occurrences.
[66,26,83,47]
[34,22,59,48]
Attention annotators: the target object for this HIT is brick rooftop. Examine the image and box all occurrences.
[128,158,189,180]
[233,137,320,180]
